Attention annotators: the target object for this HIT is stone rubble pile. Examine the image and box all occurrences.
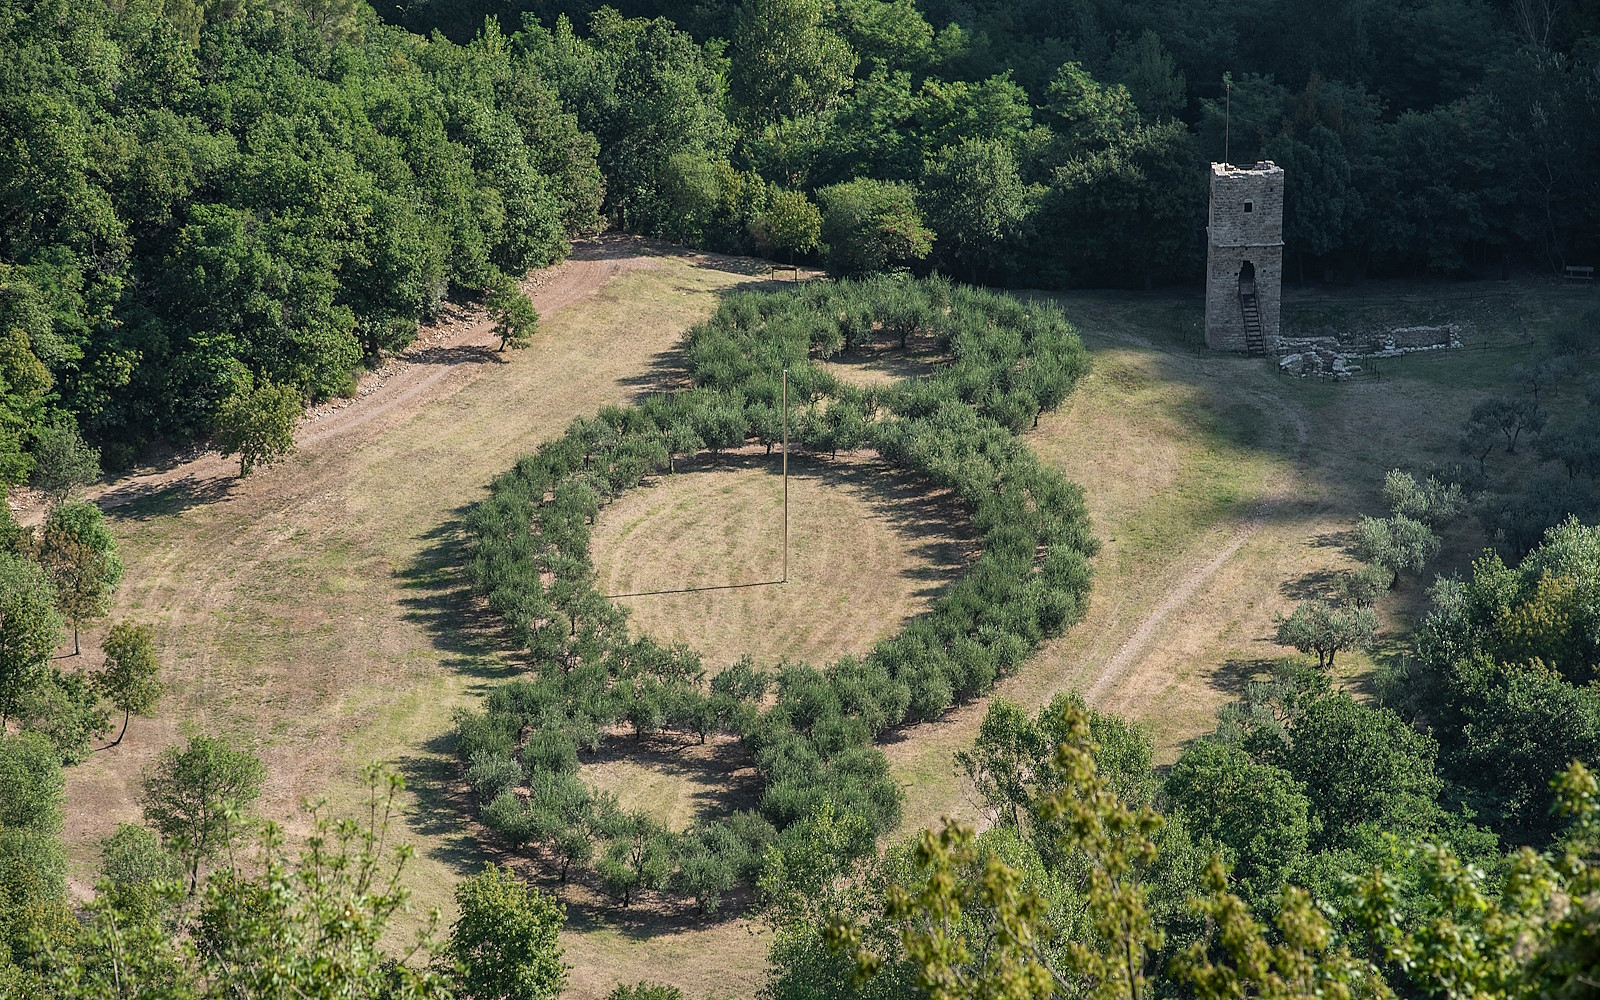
[1278,345,1363,380]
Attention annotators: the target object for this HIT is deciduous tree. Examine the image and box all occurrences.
[215,379,300,477]
[919,138,1029,281]
[19,666,110,764]
[757,188,823,276]
[1469,395,1546,454]
[488,275,540,352]
[447,863,567,1000]
[1277,692,1445,848]
[1382,468,1464,527]
[817,178,933,277]
[98,622,163,749]
[1164,739,1311,905]
[28,416,100,502]
[98,822,183,919]
[729,0,857,124]
[0,551,61,728]
[34,500,123,655]
[1460,413,1499,473]
[140,735,266,894]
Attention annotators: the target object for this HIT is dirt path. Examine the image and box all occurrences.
[54,237,789,999]
[1083,518,1261,704]
[39,240,655,522]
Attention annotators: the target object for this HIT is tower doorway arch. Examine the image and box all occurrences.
[1238,260,1256,296]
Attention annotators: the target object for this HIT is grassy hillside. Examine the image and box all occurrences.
[53,250,1599,997]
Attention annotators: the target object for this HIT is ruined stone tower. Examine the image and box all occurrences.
[1205,161,1284,354]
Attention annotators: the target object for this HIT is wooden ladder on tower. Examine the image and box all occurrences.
[1239,281,1266,356]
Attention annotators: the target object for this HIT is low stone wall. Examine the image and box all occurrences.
[1276,324,1463,379]
[1332,324,1462,355]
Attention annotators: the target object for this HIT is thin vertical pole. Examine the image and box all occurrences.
[1224,77,1231,165]
[781,368,789,583]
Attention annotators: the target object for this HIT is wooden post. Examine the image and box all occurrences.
[782,368,789,583]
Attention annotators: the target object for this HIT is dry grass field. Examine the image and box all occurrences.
[591,451,973,669]
[45,241,1598,998]
[54,238,798,997]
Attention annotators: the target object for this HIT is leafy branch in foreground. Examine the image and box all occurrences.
[31,765,458,1000]
[193,767,451,1000]
[827,700,1166,1000]
[828,700,1600,999]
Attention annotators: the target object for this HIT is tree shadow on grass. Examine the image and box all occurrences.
[1280,568,1342,601]
[822,329,948,386]
[554,877,760,938]
[407,343,504,367]
[1210,657,1280,698]
[1313,527,1361,555]
[619,346,691,401]
[579,730,764,824]
[397,506,521,684]
[684,251,777,279]
[634,449,978,603]
[101,474,238,520]
[796,452,979,596]
[392,514,526,883]
[391,731,492,880]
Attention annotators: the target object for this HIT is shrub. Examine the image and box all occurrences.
[607,984,685,1000]
[522,730,579,776]
[98,823,182,917]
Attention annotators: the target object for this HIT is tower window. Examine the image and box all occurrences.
[1244,200,1254,213]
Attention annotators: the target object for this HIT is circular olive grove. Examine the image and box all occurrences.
[453,275,1096,915]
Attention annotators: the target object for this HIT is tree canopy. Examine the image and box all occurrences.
[2,0,1596,473]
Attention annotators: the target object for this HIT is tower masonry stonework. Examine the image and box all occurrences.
[1205,161,1284,354]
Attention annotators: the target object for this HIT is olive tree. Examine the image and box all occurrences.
[1354,514,1441,582]
[1381,469,1464,527]
[1274,599,1379,670]
[1467,395,1546,454]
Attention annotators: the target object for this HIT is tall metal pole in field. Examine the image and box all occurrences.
[782,367,789,583]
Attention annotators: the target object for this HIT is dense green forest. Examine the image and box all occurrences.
[388,0,1600,282]
[2,0,1597,481]
[0,0,602,473]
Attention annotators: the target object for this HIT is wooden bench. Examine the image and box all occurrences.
[1566,265,1595,281]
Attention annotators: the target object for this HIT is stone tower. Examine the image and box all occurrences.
[1205,161,1284,354]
